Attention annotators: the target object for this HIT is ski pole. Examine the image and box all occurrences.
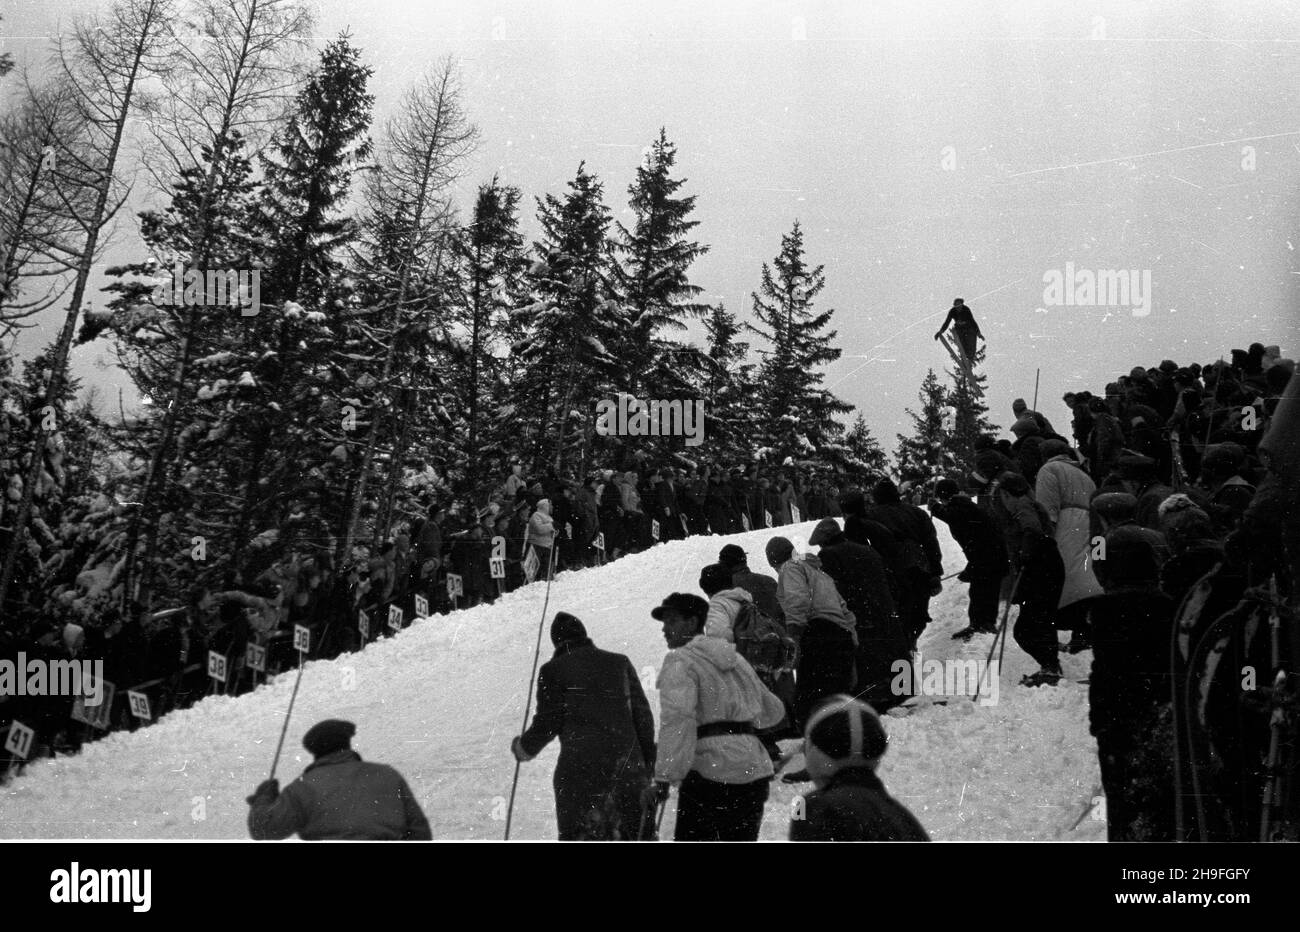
[504,543,560,840]
[974,570,1023,704]
[268,648,308,781]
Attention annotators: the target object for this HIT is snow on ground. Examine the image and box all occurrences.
[0,519,1104,840]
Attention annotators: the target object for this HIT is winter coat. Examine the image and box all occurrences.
[762,487,782,526]
[1089,412,1125,476]
[528,500,556,550]
[843,514,905,578]
[503,472,526,501]
[1034,455,1104,609]
[519,638,656,832]
[654,635,786,785]
[654,480,679,522]
[775,553,857,642]
[705,479,732,533]
[789,767,930,841]
[1001,494,1065,606]
[617,476,642,515]
[731,567,783,621]
[1011,434,1046,484]
[814,534,896,632]
[1088,586,1175,745]
[862,502,943,582]
[413,519,443,577]
[248,750,431,840]
[778,483,798,524]
[930,494,1008,577]
[705,587,752,642]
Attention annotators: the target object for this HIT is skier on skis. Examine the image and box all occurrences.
[511,612,657,840]
[934,297,983,364]
[246,720,432,840]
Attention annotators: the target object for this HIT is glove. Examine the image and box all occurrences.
[510,736,534,763]
[246,778,279,806]
[929,577,943,597]
[641,781,670,811]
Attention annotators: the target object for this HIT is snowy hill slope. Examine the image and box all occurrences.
[0,521,1103,840]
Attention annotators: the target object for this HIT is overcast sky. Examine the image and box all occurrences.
[4,0,1299,447]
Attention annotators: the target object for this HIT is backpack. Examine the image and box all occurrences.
[732,601,796,679]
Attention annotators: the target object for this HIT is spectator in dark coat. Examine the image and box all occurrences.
[998,473,1065,686]
[1087,397,1125,482]
[930,478,1008,639]
[717,544,783,621]
[1012,398,1056,437]
[704,472,733,534]
[808,519,908,712]
[1086,532,1176,841]
[839,491,906,595]
[1010,417,1047,484]
[790,697,929,841]
[863,479,943,648]
[247,720,432,840]
[1090,492,1169,591]
[598,474,626,556]
[512,613,657,840]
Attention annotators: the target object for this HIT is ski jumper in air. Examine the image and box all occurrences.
[934,298,982,362]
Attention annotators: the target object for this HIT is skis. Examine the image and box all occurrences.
[937,332,982,397]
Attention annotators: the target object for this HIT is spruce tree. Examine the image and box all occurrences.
[841,414,889,487]
[612,129,710,403]
[451,177,530,495]
[945,347,998,477]
[747,221,852,465]
[516,162,629,475]
[894,369,951,486]
[700,303,756,465]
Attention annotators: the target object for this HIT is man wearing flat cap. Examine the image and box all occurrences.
[246,719,432,840]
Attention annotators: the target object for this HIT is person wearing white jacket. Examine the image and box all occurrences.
[528,499,556,580]
[646,592,786,841]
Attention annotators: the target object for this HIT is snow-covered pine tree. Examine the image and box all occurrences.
[516,162,630,477]
[945,346,997,478]
[746,220,852,466]
[107,0,312,611]
[344,59,477,552]
[894,368,951,486]
[449,177,530,499]
[841,413,889,488]
[612,128,710,431]
[700,303,756,466]
[90,133,265,603]
[217,33,375,582]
